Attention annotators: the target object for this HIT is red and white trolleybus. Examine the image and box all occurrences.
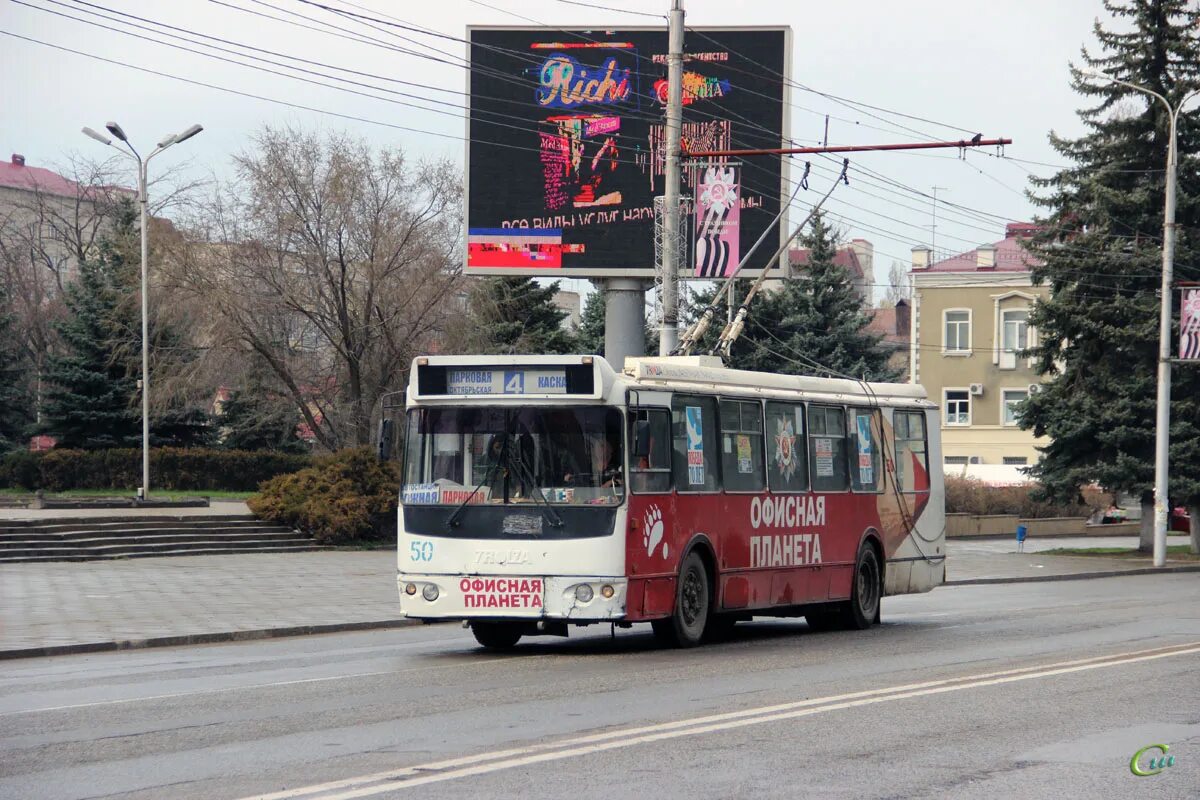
[398,354,944,649]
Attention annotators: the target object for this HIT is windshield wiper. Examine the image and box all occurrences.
[446,439,505,529]
[507,447,564,529]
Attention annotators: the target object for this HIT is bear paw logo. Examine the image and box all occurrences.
[643,505,667,558]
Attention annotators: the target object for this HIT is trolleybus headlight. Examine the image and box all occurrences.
[574,584,594,603]
[404,583,417,595]
[600,584,615,599]
[421,583,439,602]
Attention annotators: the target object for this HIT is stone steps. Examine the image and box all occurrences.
[0,515,317,562]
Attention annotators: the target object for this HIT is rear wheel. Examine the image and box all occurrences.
[805,542,881,632]
[471,621,523,649]
[845,542,882,629]
[652,551,710,648]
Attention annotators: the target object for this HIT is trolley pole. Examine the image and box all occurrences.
[658,0,684,356]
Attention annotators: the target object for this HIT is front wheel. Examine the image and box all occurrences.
[471,621,523,649]
[652,551,710,648]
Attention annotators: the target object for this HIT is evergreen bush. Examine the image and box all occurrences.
[248,448,399,545]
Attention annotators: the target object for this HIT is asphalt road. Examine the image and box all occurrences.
[2,574,1198,800]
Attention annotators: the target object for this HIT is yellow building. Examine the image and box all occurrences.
[909,224,1049,467]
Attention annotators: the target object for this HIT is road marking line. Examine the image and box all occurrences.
[0,657,512,716]
[246,640,1200,800]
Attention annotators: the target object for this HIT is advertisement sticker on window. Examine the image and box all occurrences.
[856,415,874,484]
[685,406,705,485]
[814,437,834,477]
[737,434,753,474]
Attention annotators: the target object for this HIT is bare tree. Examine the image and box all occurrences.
[881,260,911,308]
[167,127,461,450]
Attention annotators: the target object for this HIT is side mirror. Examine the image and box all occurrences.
[378,418,395,460]
[633,419,652,458]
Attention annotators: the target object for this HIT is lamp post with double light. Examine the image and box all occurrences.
[81,121,203,500]
[1083,71,1200,567]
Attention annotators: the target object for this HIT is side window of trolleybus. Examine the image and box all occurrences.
[808,405,850,492]
[893,410,930,493]
[765,401,808,492]
[850,409,882,493]
[630,409,671,493]
[720,400,765,492]
[671,395,719,492]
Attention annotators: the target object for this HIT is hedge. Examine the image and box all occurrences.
[0,447,313,492]
[249,448,398,545]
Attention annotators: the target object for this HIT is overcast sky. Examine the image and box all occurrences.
[2,0,1112,301]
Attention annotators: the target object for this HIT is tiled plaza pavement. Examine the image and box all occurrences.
[0,551,401,653]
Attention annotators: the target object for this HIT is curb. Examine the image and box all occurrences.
[946,564,1200,586]
[0,618,418,661]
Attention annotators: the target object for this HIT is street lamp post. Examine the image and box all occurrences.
[1085,71,1200,568]
[81,122,203,500]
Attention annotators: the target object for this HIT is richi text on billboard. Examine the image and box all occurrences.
[465,27,790,278]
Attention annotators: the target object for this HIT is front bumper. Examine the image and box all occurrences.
[397,573,628,621]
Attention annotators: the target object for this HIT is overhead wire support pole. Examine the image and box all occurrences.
[658,0,684,356]
[683,137,1012,159]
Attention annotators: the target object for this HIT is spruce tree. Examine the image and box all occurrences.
[151,407,215,448]
[470,276,577,355]
[0,286,34,452]
[1020,0,1200,551]
[690,214,897,381]
[576,288,606,356]
[40,202,141,449]
[218,389,307,453]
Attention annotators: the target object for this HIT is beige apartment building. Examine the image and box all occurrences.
[909,223,1049,467]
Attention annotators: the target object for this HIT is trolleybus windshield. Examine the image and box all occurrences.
[403,406,624,507]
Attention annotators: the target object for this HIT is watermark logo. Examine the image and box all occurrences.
[1130,743,1176,777]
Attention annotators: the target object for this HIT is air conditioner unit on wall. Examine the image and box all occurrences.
[969,383,984,396]
[1028,383,1042,394]
[968,456,982,464]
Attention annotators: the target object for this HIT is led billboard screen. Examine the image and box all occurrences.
[465,26,789,278]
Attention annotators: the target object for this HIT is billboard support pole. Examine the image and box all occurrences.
[658,0,685,356]
[603,279,648,369]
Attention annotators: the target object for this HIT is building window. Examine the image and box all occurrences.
[1002,389,1028,426]
[1003,456,1028,466]
[944,456,969,466]
[944,389,971,426]
[1000,308,1029,369]
[944,309,971,353]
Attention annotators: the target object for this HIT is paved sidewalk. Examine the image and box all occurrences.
[1,538,1195,658]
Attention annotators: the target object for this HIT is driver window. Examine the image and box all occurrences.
[630,409,671,493]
